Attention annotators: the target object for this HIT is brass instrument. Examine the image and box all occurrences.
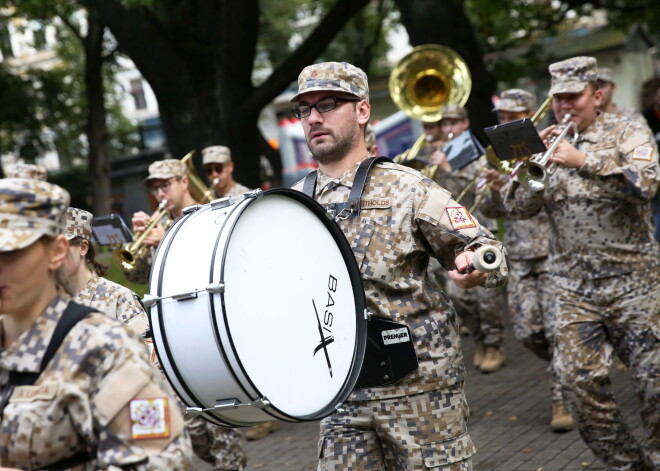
[516,113,578,191]
[181,151,215,203]
[456,96,554,211]
[390,44,472,179]
[112,199,168,272]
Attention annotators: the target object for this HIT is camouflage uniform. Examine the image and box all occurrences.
[0,178,192,469]
[502,57,660,470]
[202,145,251,198]
[293,159,508,471]
[596,67,648,127]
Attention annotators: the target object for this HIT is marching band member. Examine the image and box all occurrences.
[290,60,508,471]
[431,104,508,373]
[502,56,660,471]
[478,89,574,431]
[596,67,647,126]
[201,146,250,198]
[0,178,192,469]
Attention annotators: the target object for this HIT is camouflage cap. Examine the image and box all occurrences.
[596,67,613,83]
[66,207,93,241]
[494,89,537,112]
[0,178,70,251]
[144,159,187,183]
[549,56,598,95]
[365,124,376,149]
[7,163,47,181]
[440,104,468,120]
[290,62,369,103]
[202,145,232,165]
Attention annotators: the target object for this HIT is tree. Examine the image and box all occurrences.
[86,0,372,189]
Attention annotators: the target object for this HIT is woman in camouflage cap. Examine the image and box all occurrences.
[0,178,192,469]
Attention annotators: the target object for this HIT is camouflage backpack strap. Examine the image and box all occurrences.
[303,156,392,221]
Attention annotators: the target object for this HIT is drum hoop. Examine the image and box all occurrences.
[217,188,368,421]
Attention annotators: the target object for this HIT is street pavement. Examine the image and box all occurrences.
[194,319,642,471]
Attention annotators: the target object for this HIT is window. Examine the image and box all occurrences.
[130,78,147,110]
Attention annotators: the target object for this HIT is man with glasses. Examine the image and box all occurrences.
[503,56,659,471]
[291,61,508,471]
[201,145,250,198]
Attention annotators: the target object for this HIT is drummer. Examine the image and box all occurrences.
[0,178,192,468]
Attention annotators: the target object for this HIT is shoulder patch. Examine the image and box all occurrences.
[419,187,452,223]
[129,396,171,440]
[632,145,653,162]
[446,206,477,230]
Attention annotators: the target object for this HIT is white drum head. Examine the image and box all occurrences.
[219,191,364,419]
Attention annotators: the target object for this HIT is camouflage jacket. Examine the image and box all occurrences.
[502,111,660,281]
[0,296,192,469]
[221,181,251,197]
[75,272,145,325]
[294,161,508,401]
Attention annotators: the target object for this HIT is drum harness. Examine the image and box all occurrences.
[302,156,419,390]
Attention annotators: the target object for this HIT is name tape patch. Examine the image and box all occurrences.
[446,206,476,230]
[10,381,58,403]
[361,198,392,210]
[382,327,411,345]
[129,397,171,440]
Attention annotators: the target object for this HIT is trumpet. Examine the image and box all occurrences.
[112,199,168,272]
[516,113,578,191]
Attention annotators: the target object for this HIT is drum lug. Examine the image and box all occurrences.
[335,403,346,414]
[142,294,158,309]
[206,282,225,294]
[182,204,201,215]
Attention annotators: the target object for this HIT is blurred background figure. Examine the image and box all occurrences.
[202,145,250,197]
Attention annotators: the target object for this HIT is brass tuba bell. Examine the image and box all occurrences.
[390,44,472,180]
[181,151,216,204]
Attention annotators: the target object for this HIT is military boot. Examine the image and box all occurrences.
[473,343,486,368]
[479,346,505,373]
[245,420,279,441]
[550,400,575,432]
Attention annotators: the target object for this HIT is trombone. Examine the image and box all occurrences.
[390,44,472,180]
[112,199,168,272]
[516,113,578,191]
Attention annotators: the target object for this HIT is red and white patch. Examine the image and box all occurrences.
[143,338,158,364]
[632,145,653,161]
[129,397,171,440]
[446,207,476,230]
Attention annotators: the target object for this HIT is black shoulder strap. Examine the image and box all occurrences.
[9,302,95,386]
[302,156,392,220]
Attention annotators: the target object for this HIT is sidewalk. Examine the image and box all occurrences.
[195,320,642,471]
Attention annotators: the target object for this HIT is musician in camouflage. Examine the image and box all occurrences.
[0,177,192,469]
[291,61,509,471]
[202,145,251,198]
[596,67,647,126]
[56,207,147,334]
[502,56,660,471]
[479,88,573,432]
[431,104,508,374]
[6,162,48,181]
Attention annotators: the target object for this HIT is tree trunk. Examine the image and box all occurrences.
[84,10,111,215]
[394,0,498,141]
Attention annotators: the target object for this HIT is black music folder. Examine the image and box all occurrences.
[91,214,132,246]
[442,130,485,170]
[483,118,546,161]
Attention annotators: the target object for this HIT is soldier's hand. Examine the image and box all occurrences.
[132,211,151,233]
[430,150,451,173]
[448,251,488,289]
[548,140,586,168]
[142,223,165,247]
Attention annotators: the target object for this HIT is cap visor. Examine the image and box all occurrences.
[0,230,43,252]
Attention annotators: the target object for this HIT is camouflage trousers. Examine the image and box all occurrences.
[445,281,506,348]
[552,269,660,471]
[317,386,475,471]
[185,414,245,471]
[507,257,562,401]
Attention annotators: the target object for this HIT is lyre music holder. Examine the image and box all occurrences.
[483,118,546,161]
[91,214,133,246]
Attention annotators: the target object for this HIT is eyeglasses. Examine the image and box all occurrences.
[292,97,359,119]
[204,163,225,175]
[150,177,179,195]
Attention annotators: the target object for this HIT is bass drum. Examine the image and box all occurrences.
[148,188,367,427]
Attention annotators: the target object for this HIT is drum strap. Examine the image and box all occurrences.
[2,302,95,470]
[302,156,392,221]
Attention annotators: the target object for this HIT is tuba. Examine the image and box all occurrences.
[181,151,216,203]
[390,44,472,179]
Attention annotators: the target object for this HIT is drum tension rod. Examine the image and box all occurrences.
[210,189,263,211]
[186,397,271,417]
[142,283,225,308]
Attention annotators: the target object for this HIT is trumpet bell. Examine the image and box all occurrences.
[389,44,472,123]
[112,244,148,272]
